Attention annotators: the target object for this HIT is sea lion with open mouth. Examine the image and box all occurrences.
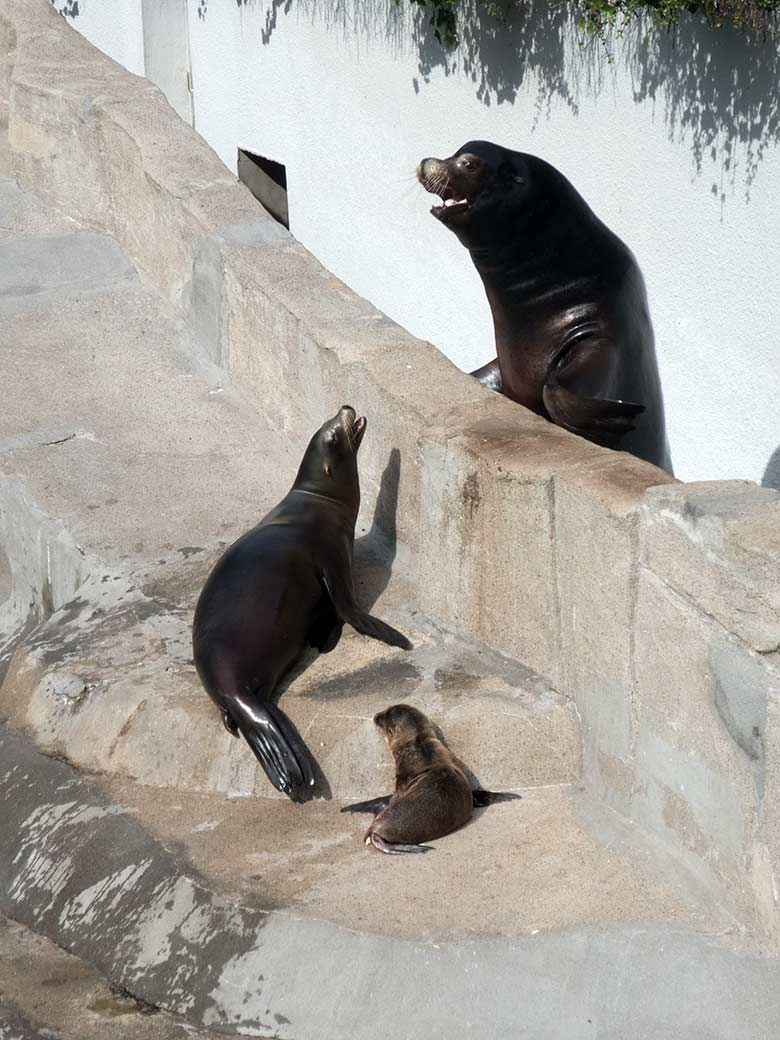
[342,703,519,853]
[418,140,671,472]
[193,407,412,802]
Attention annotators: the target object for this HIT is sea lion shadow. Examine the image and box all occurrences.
[761,447,780,491]
[353,446,402,611]
[272,448,403,801]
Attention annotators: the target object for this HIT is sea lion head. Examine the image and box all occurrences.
[417,140,543,247]
[373,703,435,749]
[293,405,367,506]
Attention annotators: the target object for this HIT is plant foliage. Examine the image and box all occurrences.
[408,0,780,44]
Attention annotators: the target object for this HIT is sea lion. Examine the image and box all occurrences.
[341,704,518,853]
[417,141,672,473]
[192,407,412,802]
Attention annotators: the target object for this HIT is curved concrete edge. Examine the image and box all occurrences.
[2,727,779,1040]
[0,562,581,800]
[2,0,780,940]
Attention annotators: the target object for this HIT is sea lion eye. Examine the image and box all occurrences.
[459,157,477,171]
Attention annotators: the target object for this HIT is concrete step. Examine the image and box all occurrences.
[0,914,226,1040]
[0,174,580,797]
[1,562,579,799]
[2,727,776,1040]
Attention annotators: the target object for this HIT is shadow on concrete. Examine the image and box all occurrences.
[761,446,780,490]
[249,0,780,198]
[354,446,401,611]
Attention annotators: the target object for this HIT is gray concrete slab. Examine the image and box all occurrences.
[0,231,137,301]
[1,728,779,1040]
[0,914,227,1040]
[0,176,77,239]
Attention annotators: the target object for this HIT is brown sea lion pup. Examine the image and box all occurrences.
[193,407,412,803]
[417,140,672,473]
[341,704,519,853]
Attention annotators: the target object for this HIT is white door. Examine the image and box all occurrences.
[141,0,194,126]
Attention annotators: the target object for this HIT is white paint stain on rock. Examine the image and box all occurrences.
[58,859,152,930]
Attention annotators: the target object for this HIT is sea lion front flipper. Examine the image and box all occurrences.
[542,381,645,443]
[341,796,393,815]
[348,612,412,651]
[470,357,503,393]
[321,571,412,651]
[368,833,432,854]
[472,789,522,807]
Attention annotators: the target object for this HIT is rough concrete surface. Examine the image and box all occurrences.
[3,727,779,1040]
[5,0,780,942]
[0,915,221,1040]
[98,775,725,944]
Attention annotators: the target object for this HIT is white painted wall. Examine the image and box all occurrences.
[56,0,780,485]
[51,0,145,77]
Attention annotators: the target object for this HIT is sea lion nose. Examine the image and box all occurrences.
[417,157,443,185]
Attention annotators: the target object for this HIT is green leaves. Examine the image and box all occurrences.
[408,0,779,45]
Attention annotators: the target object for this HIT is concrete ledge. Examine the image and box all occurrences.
[3,0,780,943]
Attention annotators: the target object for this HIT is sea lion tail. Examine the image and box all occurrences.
[231,698,316,801]
[368,833,432,854]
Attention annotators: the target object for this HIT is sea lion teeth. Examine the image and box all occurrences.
[192,408,412,803]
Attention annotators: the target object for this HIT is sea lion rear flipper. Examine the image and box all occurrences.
[543,381,645,443]
[341,795,393,815]
[369,833,432,855]
[231,695,315,799]
[472,789,522,807]
[221,710,239,737]
[321,571,412,651]
[470,357,503,393]
[266,703,317,789]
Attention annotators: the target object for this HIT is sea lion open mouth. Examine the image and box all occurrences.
[339,404,367,451]
[431,187,472,220]
[416,158,474,223]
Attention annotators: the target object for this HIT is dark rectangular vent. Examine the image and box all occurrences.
[237,148,289,230]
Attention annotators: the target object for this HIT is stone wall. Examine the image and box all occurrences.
[2,0,780,941]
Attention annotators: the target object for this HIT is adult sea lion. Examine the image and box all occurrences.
[192,407,412,802]
[342,704,518,853]
[417,141,671,472]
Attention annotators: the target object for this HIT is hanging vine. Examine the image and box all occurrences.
[406,0,780,43]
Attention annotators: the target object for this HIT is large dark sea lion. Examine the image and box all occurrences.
[418,141,671,472]
[342,704,518,853]
[192,407,412,802]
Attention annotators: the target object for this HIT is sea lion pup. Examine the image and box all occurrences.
[341,704,519,853]
[417,141,672,473]
[192,407,412,803]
